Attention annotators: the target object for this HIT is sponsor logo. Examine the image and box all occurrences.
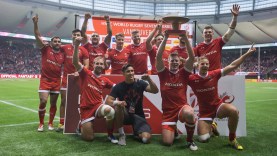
[196,86,215,92]
[165,82,183,87]
[89,52,101,56]
[133,52,147,56]
[46,59,62,67]
[88,83,102,93]
[114,61,127,65]
[203,50,217,56]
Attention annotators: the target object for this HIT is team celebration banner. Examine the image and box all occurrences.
[79,16,194,49]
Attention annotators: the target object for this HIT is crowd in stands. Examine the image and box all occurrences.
[222,47,277,74]
[0,36,276,75]
[0,36,40,74]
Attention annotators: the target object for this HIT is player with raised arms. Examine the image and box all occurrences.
[72,36,117,143]
[188,44,256,150]
[156,30,198,151]
[32,14,64,132]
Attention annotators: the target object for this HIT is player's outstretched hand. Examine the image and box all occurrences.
[84,13,91,20]
[247,43,256,54]
[164,30,169,38]
[104,15,110,22]
[32,14,38,23]
[231,4,240,16]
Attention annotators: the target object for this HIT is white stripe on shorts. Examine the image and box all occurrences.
[162,122,176,125]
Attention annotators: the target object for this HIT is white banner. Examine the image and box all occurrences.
[143,75,246,136]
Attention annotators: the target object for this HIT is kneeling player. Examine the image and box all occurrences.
[188,44,256,150]
[73,37,117,143]
[106,64,159,145]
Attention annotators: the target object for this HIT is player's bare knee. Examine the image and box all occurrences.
[81,134,94,141]
[142,137,150,144]
[186,113,195,123]
[141,132,151,144]
[81,129,94,141]
[198,133,210,142]
[141,132,151,138]
[163,140,173,146]
[40,98,47,105]
[229,107,239,117]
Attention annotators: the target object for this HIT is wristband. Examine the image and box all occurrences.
[229,27,235,29]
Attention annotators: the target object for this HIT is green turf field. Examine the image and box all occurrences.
[0,79,276,156]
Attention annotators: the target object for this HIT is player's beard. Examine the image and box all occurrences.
[94,66,103,75]
[52,46,60,51]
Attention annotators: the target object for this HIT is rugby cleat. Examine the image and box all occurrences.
[108,135,119,144]
[211,122,220,137]
[48,123,54,131]
[187,141,198,151]
[118,134,126,146]
[37,124,44,132]
[229,139,243,150]
[174,130,181,140]
[55,124,64,132]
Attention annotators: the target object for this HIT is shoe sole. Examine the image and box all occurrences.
[190,147,198,151]
[108,137,119,144]
[111,140,119,144]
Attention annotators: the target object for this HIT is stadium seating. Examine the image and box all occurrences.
[0,36,276,75]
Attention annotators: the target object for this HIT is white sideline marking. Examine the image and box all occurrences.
[0,122,37,128]
[262,87,277,90]
[5,99,37,102]
[246,99,277,103]
[0,100,59,119]
[0,120,60,128]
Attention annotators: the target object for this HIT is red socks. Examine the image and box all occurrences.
[38,105,46,124]
[60,118,64,125]
[185,122,195,142]
[49,105,57,125]
[229,132,236,141]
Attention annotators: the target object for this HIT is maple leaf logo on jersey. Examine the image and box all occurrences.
[220,92,235,103]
